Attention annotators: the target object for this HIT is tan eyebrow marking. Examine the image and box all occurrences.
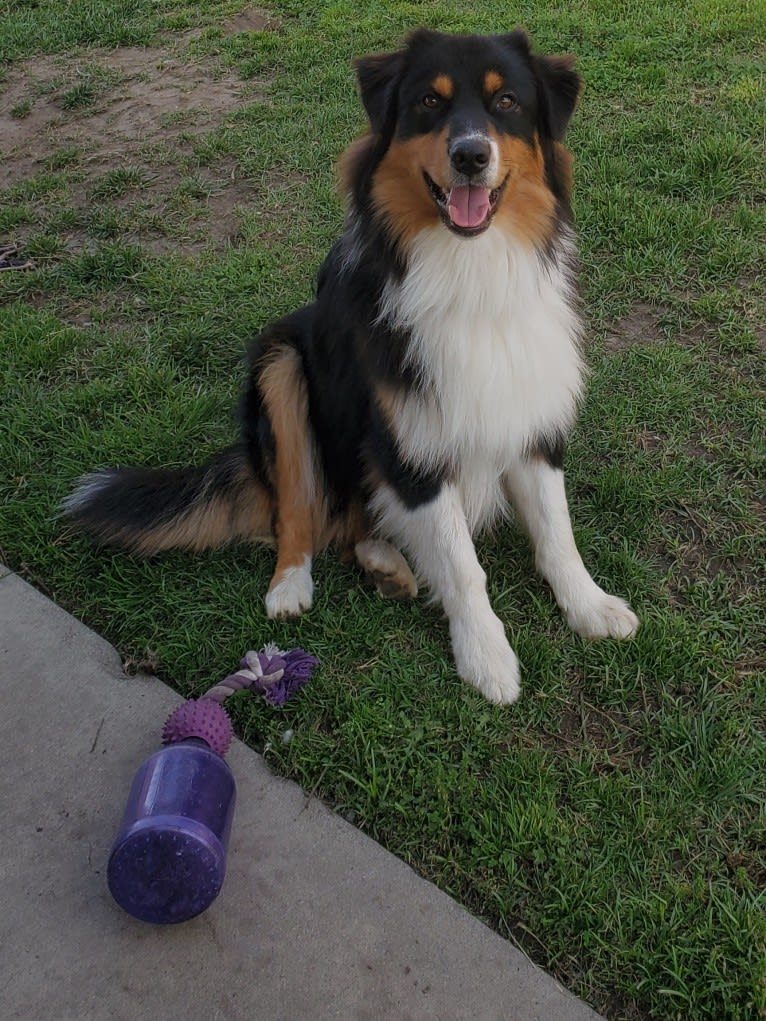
[432,74,454,99]
[484,71,504,96]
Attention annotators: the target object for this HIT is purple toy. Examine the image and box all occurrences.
[107,645,317,924]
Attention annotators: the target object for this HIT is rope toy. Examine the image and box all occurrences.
[107,645,318,924]
[161,644,319,756]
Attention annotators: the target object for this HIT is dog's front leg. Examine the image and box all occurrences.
[371,483,520,704]
[505,453,639,639]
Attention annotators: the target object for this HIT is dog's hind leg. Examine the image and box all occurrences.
[354,538,418,600]
[258,345,319,619]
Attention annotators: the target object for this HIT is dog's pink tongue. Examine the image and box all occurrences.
[447,185,491,229]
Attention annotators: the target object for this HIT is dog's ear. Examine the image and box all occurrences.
[533,53,582,141]
[353,49,404,134]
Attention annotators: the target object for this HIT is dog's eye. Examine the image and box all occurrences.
[422,93,442,109]
[496,92,519,112]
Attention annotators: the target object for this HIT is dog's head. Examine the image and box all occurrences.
[346,29,582,247]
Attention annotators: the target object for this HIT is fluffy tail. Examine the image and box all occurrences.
[62,444,273,554]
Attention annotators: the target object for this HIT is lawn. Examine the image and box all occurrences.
[1,1,765,1018]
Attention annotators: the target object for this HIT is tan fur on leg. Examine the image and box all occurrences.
[355,538,418,600]
[259,346,322,618]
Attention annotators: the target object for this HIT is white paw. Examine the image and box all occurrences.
[450,611,521,705]
[566,588,639,639]
[265,563,314,619]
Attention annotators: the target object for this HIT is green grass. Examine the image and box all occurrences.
[10,97,31,117]
[1,2,765,1019]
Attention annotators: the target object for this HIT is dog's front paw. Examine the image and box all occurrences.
[566,588,639,640]
[265,562,314,620]
[450,611,521,705]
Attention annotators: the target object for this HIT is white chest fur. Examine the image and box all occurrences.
[379,226,586,532]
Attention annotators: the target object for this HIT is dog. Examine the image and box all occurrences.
[64,28,639,704]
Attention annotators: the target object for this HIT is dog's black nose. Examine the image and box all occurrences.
[449,137,491,177]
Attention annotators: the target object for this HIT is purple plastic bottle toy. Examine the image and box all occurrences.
[107,646,317,924]
[108,733,236,924]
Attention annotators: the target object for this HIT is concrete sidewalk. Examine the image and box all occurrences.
[0,565,603,1021]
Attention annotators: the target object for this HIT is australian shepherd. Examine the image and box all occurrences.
[64,29,639,704]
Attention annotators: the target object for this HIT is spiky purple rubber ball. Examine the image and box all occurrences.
[161,698,233,757]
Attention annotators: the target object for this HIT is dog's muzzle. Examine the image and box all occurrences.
[422,134,506,236]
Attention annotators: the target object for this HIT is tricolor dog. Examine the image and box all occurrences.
[65,29,639,704]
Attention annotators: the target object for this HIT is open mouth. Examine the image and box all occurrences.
[424,171,508,237]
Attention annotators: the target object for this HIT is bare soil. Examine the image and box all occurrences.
[603,302,661,353]
[0,12,275,253]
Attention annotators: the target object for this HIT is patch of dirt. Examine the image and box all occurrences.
[656,499,765,611]
[603,301,708,353]
[174,6,280,44]
[554,695,652,772]
[1,50,247,184]
[224,7,278,33]
[0,31,272,252]
[603,302,661,353]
